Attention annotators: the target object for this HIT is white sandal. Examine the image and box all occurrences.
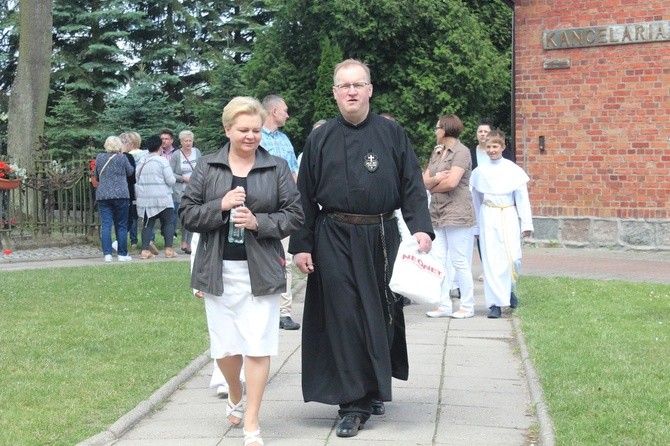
[243,428,264,446]
[226,396,244,426]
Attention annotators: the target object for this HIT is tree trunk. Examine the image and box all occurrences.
[7,0,53,173]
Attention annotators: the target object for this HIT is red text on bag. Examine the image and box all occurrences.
[400,253,444,279]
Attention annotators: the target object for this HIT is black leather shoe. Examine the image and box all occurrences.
[371,399,385,415]
[279,316,300,330]
[487,305,502,319]
[510,292,518,309]
[336,414,364,437]
[402,296,412,306]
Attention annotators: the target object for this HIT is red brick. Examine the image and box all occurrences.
[514,1,670,220]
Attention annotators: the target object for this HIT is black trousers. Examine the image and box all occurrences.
[338,392,376,423]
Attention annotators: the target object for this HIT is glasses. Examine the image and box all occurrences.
[434,126,443,130]
[334,82,370,91]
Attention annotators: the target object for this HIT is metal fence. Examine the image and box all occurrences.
[0,159,99,248]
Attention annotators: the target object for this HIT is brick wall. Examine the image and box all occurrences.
[513,1,670,249]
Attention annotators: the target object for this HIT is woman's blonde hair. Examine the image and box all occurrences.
[104,136,123,153]
[119,131,141,150]
[222,97,267,128]
[129,131,142,149]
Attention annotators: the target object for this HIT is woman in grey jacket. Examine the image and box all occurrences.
[180,97,303,446]
[169,130,202,254]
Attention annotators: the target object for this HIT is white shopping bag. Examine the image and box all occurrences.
[389,238,444,306]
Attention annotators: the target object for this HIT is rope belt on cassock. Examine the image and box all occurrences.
[483,201,519,284]
[326,211,397,326]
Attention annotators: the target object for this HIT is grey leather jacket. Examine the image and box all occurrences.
[180,143,304,296]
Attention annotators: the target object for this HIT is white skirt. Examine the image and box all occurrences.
[204,260,280,358]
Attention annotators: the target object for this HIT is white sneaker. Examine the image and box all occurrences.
[426,307,452,318]
[112,240,118,252]
[104,254,113,262]
[118,255,132,262]
[216,384,229,398]
[451,308,475,319]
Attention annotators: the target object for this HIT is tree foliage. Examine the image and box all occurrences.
[245,0,512,158]
[44,92,96,159]
[51,0,139,115]
[0,1,19,92]
[191,59,247,153]
[98,74,185,138]
[1,0,512,164]
[312,37,342,125]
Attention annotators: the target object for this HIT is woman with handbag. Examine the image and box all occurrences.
[135,135,177,259]
[95,136,135,262]
[170,130,202,254]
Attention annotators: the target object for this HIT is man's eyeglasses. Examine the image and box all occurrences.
[334,82,370,91]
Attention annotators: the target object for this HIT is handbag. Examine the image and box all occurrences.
[389,238,444,306]
[92,153,117,187]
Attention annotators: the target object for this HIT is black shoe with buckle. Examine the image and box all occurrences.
[336,414,364,437]
[279,316,300,330]
[371,399,385,415]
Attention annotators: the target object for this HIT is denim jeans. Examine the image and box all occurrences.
[98,199,130,256]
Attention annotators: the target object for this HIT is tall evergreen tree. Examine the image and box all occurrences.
[128,1,271,100]
[51,0,143,114]
[191,59,247,153]
[97,74,185,140]
[0,0,19,92]
[312,37,342,124]
[44,92,97,160]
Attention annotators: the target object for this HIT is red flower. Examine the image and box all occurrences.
[0,162,15,179]
[89,159,96,172]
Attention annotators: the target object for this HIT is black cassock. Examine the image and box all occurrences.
[289,113,433,405]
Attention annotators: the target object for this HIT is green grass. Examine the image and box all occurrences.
[0,262,208,445]
[3,267,668,445]
[516,277,670,446]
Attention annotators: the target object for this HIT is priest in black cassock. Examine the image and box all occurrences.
[289,59,434,438]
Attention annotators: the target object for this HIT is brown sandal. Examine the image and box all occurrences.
[139,250,155,260]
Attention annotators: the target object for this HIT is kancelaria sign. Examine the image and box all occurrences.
[543,20,670,50]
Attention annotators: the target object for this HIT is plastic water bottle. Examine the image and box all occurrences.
[228,205,245,244]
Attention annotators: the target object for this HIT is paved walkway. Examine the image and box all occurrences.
[4,246,669,445]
